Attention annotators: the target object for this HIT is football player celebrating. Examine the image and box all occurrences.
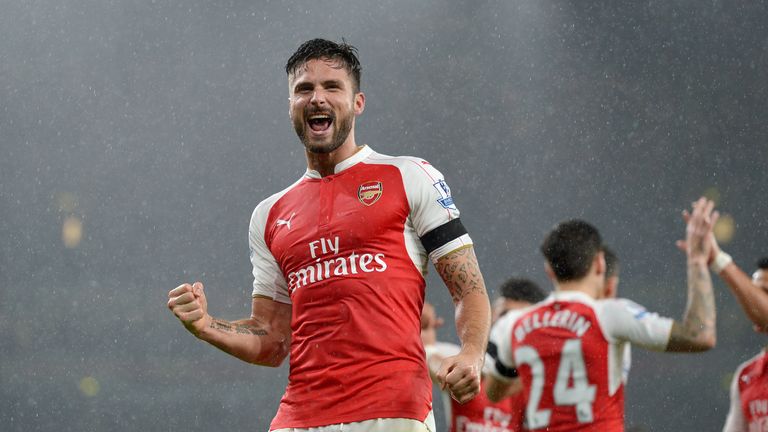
[485,197,718,431]
[167,38,491,432]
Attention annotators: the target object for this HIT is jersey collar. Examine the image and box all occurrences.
[304,145,373,179]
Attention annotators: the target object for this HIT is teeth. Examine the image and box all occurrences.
[308,114,330,120]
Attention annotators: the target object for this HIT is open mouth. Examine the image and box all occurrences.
[307,114,333,132]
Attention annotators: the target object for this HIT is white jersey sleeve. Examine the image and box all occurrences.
[722,364,747,432]
[595,298,673,351]
[399,158,472,262]
[248,201,290,304]
[426,341,461,359]
[487,311,519,382]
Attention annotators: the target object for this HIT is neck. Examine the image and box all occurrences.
[553,278,600,299]
[306,137,360,177]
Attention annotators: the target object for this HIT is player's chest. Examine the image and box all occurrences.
[266,169,409,267]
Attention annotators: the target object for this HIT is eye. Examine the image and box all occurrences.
[294,84,313,94]
[324,81,343,91]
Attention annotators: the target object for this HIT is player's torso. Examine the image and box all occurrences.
[511,300,624,432]
[264,160,432,426]
[449,383,524,432]
[738,351,768,431]
[265,161,426,341]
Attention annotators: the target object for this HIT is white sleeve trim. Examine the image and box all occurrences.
[429,234,473,263]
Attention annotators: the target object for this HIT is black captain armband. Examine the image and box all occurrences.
[487,341,519,379]
[420,219,468,255]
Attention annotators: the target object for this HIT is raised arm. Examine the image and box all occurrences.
[677,212,768,330]
[711,244,768,329]
[168,282,292,366]
[666,198,718,352]
[434,245,491,403]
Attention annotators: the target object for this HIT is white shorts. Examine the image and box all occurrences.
[271,411,435,432]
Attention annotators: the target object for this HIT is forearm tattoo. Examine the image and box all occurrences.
[210,319,268,336]
[436,246,486,303]
[683,262,716,338]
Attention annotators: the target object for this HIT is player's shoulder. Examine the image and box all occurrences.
[364,149,447,178]
[737,351,767,376]
[595,297,650,318]
[251,176,306,223]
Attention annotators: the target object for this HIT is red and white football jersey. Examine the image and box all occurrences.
[723,350,768,432]
[488,291,673,432]
[248,146,472,430]
[430,342,525,432]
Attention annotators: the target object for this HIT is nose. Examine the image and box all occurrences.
[310,90,327,105]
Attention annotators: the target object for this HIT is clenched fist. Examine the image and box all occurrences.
[167,282,211,336]
[436,351,483,404]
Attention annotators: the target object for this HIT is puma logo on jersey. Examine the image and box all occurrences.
[276,212,295,230]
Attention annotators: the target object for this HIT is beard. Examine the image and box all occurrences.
[293,105,354,154]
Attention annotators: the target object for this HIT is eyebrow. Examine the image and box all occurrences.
[293,79,346,93]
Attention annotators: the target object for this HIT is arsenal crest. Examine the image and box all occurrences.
[358,181,383,206]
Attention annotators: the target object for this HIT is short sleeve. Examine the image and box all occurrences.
[596,298,674,351]
[402,159,472,262]
[249,204,291,304]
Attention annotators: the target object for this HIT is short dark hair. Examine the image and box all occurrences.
[285,38,362,92]
[540,219,602,282]
[603,245,619,278]
[757,257,768,270]
[498,278,547,304]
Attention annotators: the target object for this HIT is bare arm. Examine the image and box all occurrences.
[666,198,717,352]
[718,262,768,329]
[677,215,768,330]
[168,283,292,367]
[433,246,491,403]
[666,259,716,352]
[435,246,491,360]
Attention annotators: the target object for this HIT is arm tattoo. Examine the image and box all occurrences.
[436,246,485,303]
[668,261,715,351]
[210,319,268,336]
[682,262,716,338]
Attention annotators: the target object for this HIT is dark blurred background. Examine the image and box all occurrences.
[1,1,767,431]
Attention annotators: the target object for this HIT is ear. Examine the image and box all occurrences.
[594,251,606,277]
[604,276,618,299]
[354,91,365,115]
[544,262,556,282]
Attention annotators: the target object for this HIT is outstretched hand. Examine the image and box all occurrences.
[675,199,720,263]
[682,198,719,263]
